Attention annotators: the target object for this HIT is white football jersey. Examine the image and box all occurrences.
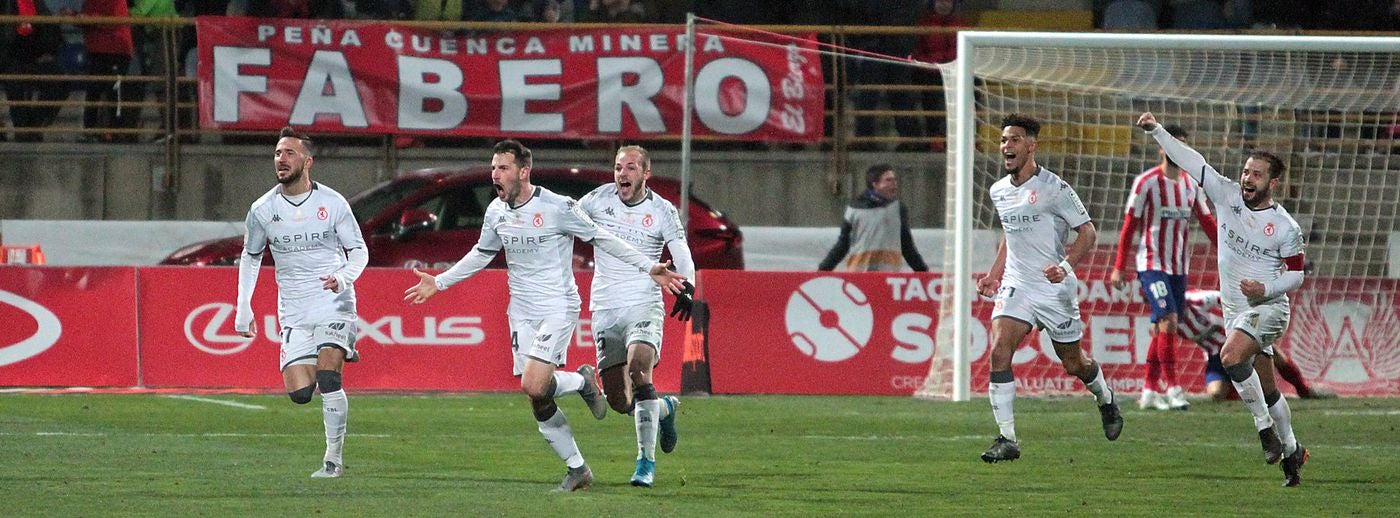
[478,186,598,318]
[1150,126,1305,311]
[243,183,366,327]
[580,185,686,311]
[989,167,1092,288]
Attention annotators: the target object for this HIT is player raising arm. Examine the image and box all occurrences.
[1139,112,1309,486]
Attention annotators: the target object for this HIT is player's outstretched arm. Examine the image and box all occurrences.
[648,260,688,295]
[403,269,440,305]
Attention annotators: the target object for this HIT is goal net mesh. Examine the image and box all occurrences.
[919,40,1400,399]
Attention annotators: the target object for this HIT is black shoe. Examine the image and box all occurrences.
[1280,443,1308,487]
[980,435,1021,463]
[1099,400,1124,441]
[1259,428,1284,465]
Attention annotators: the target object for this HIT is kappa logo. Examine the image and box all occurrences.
[1287,296,1400,388]
[603,207,616,217]
[784,277,873,362]
[0,290,62,367]
[272,214,282,222]
[184,303,257,355]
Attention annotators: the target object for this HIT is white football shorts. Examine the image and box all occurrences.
[990,277,1084,343]
[279,319,358,371]
[511,315,579,376]
[592,302,665,371]
[1224,301,1290,356]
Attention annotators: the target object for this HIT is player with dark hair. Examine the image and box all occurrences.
[235,127,368,478]
[402,139,686,492]
[1139,112,1310,486]
[976,113,1123,463]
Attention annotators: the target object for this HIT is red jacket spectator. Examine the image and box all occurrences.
[912,0,967,65]
[82,0,134,57]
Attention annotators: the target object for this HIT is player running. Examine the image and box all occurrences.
[579,145,693,487]
[1139,112,1310,486]
[402,140,686,492]
[235,127,367,479]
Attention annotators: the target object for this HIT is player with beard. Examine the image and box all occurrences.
[579,145,692,487]
[1138,112,1309,486]
[976,113,1123,463]
[402,139,687,492]
[235,127,368,478]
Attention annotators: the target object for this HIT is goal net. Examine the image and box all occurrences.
[919,32,1400,401]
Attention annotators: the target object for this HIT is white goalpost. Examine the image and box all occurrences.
[921,31,1400,401]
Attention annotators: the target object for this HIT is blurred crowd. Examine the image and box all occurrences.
[2,1,1398,144]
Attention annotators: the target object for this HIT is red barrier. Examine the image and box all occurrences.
[0,267,139,386]
[137,267,685,392]
[700,270,1400,396]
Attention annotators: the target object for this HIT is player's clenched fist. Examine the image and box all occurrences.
[1137,112,1158,132]
[976,274,1000,298]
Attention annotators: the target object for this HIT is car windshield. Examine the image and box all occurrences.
[349,178,430,225]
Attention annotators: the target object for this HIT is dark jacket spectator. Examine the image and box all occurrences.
[577,0,645,23]
[2,0,65,142]
[81,0,139,142]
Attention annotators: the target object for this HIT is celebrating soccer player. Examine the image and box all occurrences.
[976,114,1123,463]
[579,145,693,488]
[1110,124,1218,411]
[234,127,368,479]
[402,140,686,492]
[1138,112,1310,486]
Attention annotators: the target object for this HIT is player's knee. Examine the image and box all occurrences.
[1224,360,1255,383]
[315,370,342,393]
[288,384,316,404]
[530,396,558,422]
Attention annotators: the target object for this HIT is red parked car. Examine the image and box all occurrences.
[160,167,745,270]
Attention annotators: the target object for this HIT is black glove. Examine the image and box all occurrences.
[669,281,695,322]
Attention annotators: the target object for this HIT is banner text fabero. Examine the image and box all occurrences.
[197,17,825,141]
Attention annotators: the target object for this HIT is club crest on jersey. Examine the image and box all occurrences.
[642,214,654,227]
[533,213,544,227]
[1264,222,1275,236]
[317,206,328,221]
[1027,191,1038,204]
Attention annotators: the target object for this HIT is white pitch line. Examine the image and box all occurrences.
[163,395,267,410]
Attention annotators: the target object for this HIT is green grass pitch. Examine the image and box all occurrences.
[1,393,1397,516]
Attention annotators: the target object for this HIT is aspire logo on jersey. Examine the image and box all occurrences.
[0,290,62,366]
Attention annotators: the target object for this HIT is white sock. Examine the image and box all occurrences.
[552,371,585,397]
[1231,371,1275,431]
[990,381,1017,442]
[1269,396,1299,456]
[538,407,585,469]
[1084,365,1113,405]
[321,389,348,465]
[635,398,660,461]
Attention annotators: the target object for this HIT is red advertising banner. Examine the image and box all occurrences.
[0,267,139,386]
[699,270,1400,397]
[138,267,685,392]
[197,17,824,141]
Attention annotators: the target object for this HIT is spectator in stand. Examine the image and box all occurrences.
[131,0,178,142]
[349,0,411,20]
[843,0,923,152]
[414,0,467,21]
[81,0,139,143]
[910,0,968,152]
[2,0,65,142]
[466,0,519,21]
[1167,0,1230,29]
[1098,0,1161,29]
[577,0,645,23]
[521,0,565,22]
[227,0,345,18]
